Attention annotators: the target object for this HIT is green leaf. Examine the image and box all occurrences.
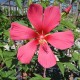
[43,78,50,80]
[41,2,47,8]
[57,62,64,76]
[61,19,76,30]
[34,74,50,80]
[0,71,7,77]
[1,15,8,20]
[22,65,29,72]
[58,0,65,3]
[15,20,28,26]
[54,24,65,31]
[0,70,16,78]
[6,70,16,78]
[9,77,16,79]
[9,40,14,46]
[72,52,80,61]
[30,74,50,80]
[64,62,78,71]
[0,49,3,60]
[34,74,43,78]
[15,0,22,9]
[4,30,9,37]
[40,1,49,8]
[74,31,79,39]
[78,59,80,69]
[30,77,50,80]
[5,58,12,68]
[8,70,16,79]
[0,43,5,47]
[3,51,16,58]
[30,77,42,80]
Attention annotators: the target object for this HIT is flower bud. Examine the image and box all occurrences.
[63,5,72,14]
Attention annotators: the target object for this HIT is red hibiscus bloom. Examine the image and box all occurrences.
[9,4,74,68]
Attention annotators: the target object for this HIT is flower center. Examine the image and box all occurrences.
[38,35,47,44]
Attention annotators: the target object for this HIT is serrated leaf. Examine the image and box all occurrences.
[0,71,7,77]
[15,0,22,9]
[9,40,14,46]
[1,15,8,20]
[3,51,16,57]
[78,59,80,69]
[64,62,78,71]
[54,24,66,31]
[0,43,5,47]
[6,70,16,78]
[30,77,42,80]
[61,19,76,30]
[15,20,28,26]
[72,52,80,61]
[41,2,47,8]
[58,0,65,3]
[34,74,43,78]
[5,58,12,68]
[30,76,50,80]
[43,78,50,80]
[0,49,3,58]
[57,62,64,76]
[40,1,49,8]
[4,30,9,37]
[31,74,50,80]
[22,65,29,72]
[9,77,16,79]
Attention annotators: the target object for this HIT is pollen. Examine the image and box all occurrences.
[38,35,47,44]
[39,39,47,44]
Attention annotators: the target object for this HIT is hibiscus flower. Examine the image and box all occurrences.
[9,4,74,68]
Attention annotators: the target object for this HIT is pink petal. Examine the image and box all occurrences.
[46,30,74,50]
[38,43,56,68]
[17,40,38,64]
[27,4,43,32]
[42,6,61,33]
[10,22,37,40]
